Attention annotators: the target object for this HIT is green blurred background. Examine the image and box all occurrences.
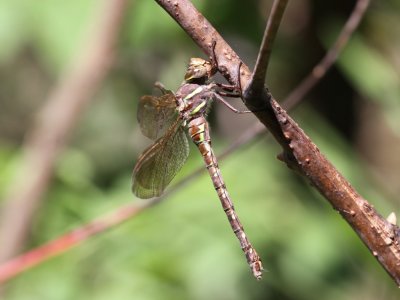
[1,0,400,299]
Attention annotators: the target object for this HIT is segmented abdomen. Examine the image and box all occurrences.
[187,116,263,279]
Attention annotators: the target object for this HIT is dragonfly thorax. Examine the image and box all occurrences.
[175,83,215,120]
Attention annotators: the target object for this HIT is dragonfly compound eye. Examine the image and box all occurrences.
[184,58,211,81]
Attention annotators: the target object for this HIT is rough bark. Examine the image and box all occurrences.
[155,0,400,285]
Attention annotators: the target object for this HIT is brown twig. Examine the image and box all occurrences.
[284,0,371,108]
[246,0,288,93]
[0,198,160,284]
[0,0,129,265]
[155,0,400,285]
[0,0,396,285]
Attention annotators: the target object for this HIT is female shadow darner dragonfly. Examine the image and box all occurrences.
[132,44,263,280]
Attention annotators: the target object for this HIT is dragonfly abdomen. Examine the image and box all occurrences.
[188,116,263,279]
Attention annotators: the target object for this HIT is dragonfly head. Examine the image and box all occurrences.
[184,58,215,83]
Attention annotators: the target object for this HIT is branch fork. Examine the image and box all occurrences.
[156,0,400,285]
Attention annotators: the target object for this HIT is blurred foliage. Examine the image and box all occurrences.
[1,0,400,299]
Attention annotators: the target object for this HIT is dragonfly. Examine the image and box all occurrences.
[132,43,263,280]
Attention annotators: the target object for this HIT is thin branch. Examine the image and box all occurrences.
[0,0,129,264]
[0,198,158,284]
[155,0,400,285]
[246,0,289,93]
[284,0,371,108]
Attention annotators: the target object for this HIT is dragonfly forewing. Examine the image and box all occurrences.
[132,119,189,199]
[138,93,177,140]
[132,52,264,279]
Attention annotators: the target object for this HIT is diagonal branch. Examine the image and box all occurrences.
[246,0,288,94]
[0,198,159,284]
[155,0,400,285]
[284,0,371,108]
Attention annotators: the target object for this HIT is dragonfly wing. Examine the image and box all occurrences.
[138,93,177,140]
[132,120,189,199]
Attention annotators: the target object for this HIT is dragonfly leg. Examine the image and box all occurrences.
[210,40,243,94]
[218,61,270,114]
[216,82,238,91]
[213,92,253,114]
[154,81,171,95]
[209,40,219,75]
[215,61,245,97]
[214,89,268,114]
[216,90,241,99]
[210,40,246,100]
[236,61,244,94]
[215,83,241,98]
